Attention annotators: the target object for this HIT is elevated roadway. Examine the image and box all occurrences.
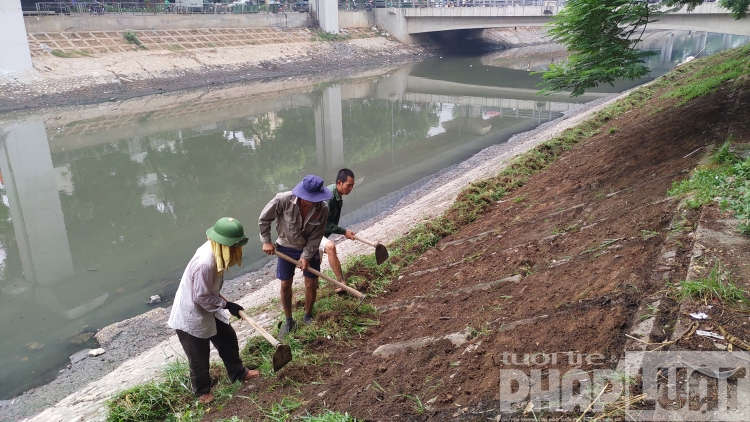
[374,2,750,43]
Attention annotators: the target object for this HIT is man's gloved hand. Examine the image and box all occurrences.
[224,301,244,318]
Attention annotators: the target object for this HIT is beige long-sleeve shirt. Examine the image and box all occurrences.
[258,191,328,261]
[168,241,229,339]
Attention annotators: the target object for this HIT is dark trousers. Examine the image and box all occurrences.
[175,318,249,395]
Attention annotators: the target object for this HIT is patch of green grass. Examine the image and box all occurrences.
[51,49,92,58]
[123,30,146,48]
[678,262,749,309]
[663,44,750,105]
[669,139,750,233]
[167,44,183,52]
[609,127,618,134]
[311,30,351,42]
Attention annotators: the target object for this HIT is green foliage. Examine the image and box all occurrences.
[678,262,749,308]
[719,0,750,19]
[536,0,660,96]
[669,140,750,233]
[537,0,748,96]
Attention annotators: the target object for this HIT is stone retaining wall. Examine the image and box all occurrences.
[24,12,311,33]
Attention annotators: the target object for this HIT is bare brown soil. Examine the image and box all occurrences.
[206,78,750,421]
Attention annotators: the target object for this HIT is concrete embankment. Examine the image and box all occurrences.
[0,24,551,113]
[0,29,431,113]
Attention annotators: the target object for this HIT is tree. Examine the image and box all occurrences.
[537,0,749,97]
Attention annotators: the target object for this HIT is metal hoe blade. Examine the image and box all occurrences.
[375,243,389,265]
[272,344,293,372]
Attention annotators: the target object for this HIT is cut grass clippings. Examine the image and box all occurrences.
[106,361,199,422]
[106,360,243,421]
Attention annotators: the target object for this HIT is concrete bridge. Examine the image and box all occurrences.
[373,2,750,43]
[3,0,748,71]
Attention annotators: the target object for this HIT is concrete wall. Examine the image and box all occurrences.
[339,11,375,28]
[24,12,310,33]
[1,0,32,72]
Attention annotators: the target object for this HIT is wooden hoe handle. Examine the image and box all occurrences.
[274,250,365,299]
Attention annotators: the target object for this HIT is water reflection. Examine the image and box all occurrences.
[0,31,746,398]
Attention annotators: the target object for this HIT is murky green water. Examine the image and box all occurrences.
[0,30,747,399]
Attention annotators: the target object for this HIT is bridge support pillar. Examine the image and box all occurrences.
[313,0,339,33]
[0,0,32,72]
[315,85,345,170]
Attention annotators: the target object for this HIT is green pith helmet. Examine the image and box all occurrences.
[206,217,249,247]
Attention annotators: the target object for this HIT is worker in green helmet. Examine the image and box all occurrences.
[168,217,261,405]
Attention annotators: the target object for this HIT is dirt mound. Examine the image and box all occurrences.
[206,74,749,421]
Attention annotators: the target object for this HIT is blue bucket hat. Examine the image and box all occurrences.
[292,175,332,203]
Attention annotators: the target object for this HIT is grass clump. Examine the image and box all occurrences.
[677,262,749,309]
[669,139,750,234]
[123,30,146,48]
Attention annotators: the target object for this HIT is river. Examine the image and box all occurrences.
[0,30,747,399]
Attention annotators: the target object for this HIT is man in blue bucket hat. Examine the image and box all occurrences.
[259,175,331,338]
[168,217,260,405]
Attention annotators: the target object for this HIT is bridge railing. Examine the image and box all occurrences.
[34,1,285,15]
[339,0,565,9]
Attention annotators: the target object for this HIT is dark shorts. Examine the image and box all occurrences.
[276,244,321,281]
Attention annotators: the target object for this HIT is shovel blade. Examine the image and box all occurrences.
[272,344,293,372]
[375,243,389,265]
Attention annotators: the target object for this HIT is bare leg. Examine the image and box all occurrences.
[325,241,346,292]
[280,278,293,318]
[304,276,319,316]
